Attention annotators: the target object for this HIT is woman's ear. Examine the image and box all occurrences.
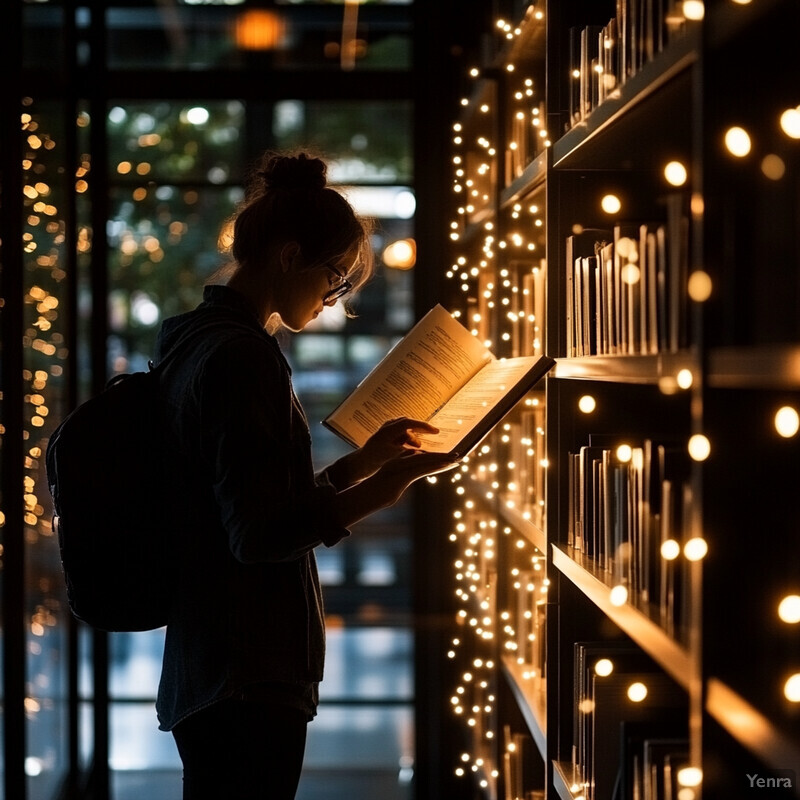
[279,241,301,273]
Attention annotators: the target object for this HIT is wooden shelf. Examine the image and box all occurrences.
[552,759,583,800]
[706,679,800,780]
[549,345,800,388]
[496,496,546,553]
[501,655,547,760]
[500,149,546,210]
[501,3,546,68]
[552,351,697,385]
[708,344,800,389]
[552,28,697,170]
[552,545,695,691]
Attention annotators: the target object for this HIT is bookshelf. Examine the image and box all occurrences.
[442,1,800,798]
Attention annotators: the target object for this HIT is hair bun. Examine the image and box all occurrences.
[259,152,327,193]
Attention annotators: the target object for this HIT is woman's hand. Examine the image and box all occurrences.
[333,449,458,528]
[360,418,439,466]
[325,418,440,490]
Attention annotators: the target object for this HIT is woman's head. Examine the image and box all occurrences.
[229,150,374,330]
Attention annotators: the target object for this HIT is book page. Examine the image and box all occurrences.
[324,305,492,447]
[417,355,554,456]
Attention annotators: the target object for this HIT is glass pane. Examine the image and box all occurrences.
[300,625,413,799]
[107,101,247,185]
[22,5,65,70]
[272,100,413,184]
[105,5,412,71]
[20,98,71,799]
[106,184,239,375]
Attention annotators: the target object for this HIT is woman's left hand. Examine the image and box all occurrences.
[324,418,440,490]
[360,417,439,470]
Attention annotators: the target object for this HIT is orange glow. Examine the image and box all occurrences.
[234,9,285,52]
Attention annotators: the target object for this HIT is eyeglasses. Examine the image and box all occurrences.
[322,263,352,306]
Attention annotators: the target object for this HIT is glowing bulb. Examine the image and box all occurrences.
[677,767,703,787]
[616,444,632,462]
[761,154,786,180]
[621,264,641,285]
[601,194,622,214]
[724,126,751,157]
[661,539,681,560]
[610,584,628,606]
[682,1,704,20]
[684,537,708,561]
[688,434,711,461]
[616,236,636,259]
[578,395,596,414]
[778,595,800,624]
[664,160,688,186]
[595,658,614,677]
[677,369,693,389]
[780,107,800,139]
[185,106,210,125]
[775,406,800,438]
[688,270,712,301]
[627,681,648,702]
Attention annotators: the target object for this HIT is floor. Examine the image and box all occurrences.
[113,766,411,800]
[108,626,416,800]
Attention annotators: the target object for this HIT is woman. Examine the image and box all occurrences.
[153,150,453,799]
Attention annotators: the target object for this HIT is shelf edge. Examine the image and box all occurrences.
[708,344,800,389]
[706,678,800,778]
[552,545,694,690]
[553,351,697,384]
[500,150,547,209]
[496,498,546,552]
[501,654,547,760]
[552,29,698,168]
[552,759,582,800]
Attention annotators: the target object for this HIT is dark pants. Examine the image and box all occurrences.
[172,698,308,800]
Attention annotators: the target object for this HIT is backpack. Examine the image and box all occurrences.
[46,358,176,632]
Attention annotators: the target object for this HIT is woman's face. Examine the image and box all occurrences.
[277,245,357,332]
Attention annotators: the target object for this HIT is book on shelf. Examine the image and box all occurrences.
[509,565,547,673]
[503,726,543,800]
[564,204,689,357]
[565,228,612,357]
[568,1,687,128]
[665,193,690,353]
[593,672,684,800]
[324,304,556,460]
[505,89,546,184]
[640,736,690,800]
[567,435,692,639]
[573,641,686,800]
[504,398,546,528]
[618,722,688,800]
[510,259,546,359]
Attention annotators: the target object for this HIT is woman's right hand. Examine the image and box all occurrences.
[333,450,458,527]
[371,450,458,508]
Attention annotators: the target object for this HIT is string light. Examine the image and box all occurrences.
[774,406,799,438]
[687,270,712,302]
[687,434,711,461]
[724,126,752,157]
[627,682,648,702]
[779,107,800,139]
[777,596,800,624]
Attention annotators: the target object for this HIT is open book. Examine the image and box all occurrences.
[323,305,556,459]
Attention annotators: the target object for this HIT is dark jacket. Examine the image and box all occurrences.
[154,284,349,730]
